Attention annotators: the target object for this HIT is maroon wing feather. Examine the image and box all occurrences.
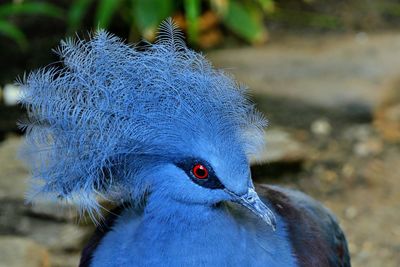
[257,184,351,267]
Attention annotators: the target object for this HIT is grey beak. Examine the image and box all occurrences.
[225,186,277,231]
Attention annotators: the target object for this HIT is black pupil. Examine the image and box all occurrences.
[196,167,206,177]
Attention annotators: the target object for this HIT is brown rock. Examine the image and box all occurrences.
[49,252,81,267]
[311,118,332,136]
[0,237,50,267]
[251,128,307,165]
[0,136,29,200]
[209,33,400,110]
[27,221,91,252]
[28,200,79,222]
[374,78,400,142]
[353,138,383,157]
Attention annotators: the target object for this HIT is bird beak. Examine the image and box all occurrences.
[224,186,277,231]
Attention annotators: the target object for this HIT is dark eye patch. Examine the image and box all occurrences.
[175,158,225,190]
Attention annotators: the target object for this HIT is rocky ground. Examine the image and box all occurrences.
[1,32,400,267]
[209,32,400,267]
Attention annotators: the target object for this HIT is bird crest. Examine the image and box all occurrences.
[19,19,266,216]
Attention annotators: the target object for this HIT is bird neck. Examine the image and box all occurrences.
[91,192,298,266]
[143,193,227,227]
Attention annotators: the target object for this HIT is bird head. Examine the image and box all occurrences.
[20,19,275,228]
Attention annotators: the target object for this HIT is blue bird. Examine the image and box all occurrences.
[20,19,350,267]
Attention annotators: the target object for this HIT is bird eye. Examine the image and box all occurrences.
[192,164,208,179]
[176,158,224,189]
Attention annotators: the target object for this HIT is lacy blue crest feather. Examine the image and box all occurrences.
[19,19,266,214]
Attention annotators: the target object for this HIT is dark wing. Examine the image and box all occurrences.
[79,206,126,267]
[256,184,351,267]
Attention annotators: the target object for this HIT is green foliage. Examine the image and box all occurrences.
[68,0,274,45]
[0,1,64,49]
[0,20,26,48]
[212,0,269,43]
[184,0,200,44]
[257,0,275,12]
[131,0,174,39]
[69,0,124,32]
[68,0,174,39]
[95,0,122,28]
[68,0,93,33]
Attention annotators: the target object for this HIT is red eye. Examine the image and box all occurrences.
[192,164,209,179]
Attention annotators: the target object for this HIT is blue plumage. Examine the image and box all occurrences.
[90,201,296,267]
[21,19,350,267]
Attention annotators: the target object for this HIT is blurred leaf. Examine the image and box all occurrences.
[184,0,200,44]
[209,0,228,11]
[68,0,93,33]
[0,2,64,18]
[257,0,275,13]
[95,0,122,28]
[218,0,267,43]
[0,21,27,48]
[132,0,173,40]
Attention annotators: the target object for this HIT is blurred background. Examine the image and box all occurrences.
[0,0,400,266]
